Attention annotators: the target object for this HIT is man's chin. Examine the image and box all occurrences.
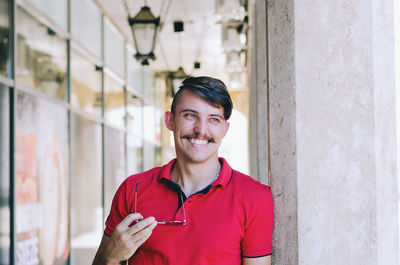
[178,152,219,165]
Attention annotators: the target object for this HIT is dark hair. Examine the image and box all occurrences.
[171,76,233,120]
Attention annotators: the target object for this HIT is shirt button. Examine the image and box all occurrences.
[188,200,192,203]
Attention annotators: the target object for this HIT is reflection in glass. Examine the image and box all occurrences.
[126,92,143,136]
[70,114,102,265]
[142,69,155,103]
[104,127,125,220]
[127,132,143,175]
[155,108,162,144]
[153,78,165,144]
[70,49,102,116]
[143,140,161,171]
[0,86,9,265]
[16,7,67,100]
[26,0,68,30]
[15,91,69,265]
[104,20,124,76]
[143,104,156,142]
[0,0,9,76]
[104,73,125,129]
[71,0,102,59]
[126,44,142,91]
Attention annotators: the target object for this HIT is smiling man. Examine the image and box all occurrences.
[92,76,274,265]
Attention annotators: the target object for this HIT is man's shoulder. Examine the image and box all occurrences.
[124,166,163,187]
[229,170,272,199]
[231,170,269,188]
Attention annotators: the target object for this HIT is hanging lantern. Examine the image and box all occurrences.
[172,67,188,95]
[128,6,160,65]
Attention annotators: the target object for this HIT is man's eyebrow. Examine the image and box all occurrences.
[210,113,224,119]
[180,108,198,114]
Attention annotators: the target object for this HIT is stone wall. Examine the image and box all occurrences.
[250,0,400,264]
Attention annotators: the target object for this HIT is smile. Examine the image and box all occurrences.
[190,138,209,146]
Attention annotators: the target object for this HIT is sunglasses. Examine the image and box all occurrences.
[134,181,187,226]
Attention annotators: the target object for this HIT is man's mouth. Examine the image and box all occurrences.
[182,135,215,145]
[190,138,208,145]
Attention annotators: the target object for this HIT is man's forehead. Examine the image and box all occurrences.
[175,90,224,113]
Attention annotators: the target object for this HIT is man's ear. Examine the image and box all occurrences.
[223,121,230,137]
[164,111,174,131]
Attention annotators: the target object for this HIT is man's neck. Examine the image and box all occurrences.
[171,158,221,197]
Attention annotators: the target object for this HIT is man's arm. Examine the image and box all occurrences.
[243,255,272,265]
[92,213,157,265]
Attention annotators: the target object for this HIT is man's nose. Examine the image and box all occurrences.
[193,119,207,135]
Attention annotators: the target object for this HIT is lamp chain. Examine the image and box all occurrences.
[121,0,131,17]
[178,32,182,67]
[191,18,207,74]
[159,39,171,70]
[159,0,168,18]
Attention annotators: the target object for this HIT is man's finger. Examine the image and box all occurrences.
[134,221,157,242]
[128,221,157,245]
[117,213,144,230]
[133,229,153,247]
[127,216,156,235]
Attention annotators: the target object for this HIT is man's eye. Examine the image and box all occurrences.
[210,117,220,123]
[185,113,196,119]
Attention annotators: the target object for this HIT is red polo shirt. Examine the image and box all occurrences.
[105,158,273,265]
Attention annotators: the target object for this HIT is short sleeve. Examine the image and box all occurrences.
[241,185,274,257]
[104,180,129,236]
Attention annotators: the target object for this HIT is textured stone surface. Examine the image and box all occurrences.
[267,0,298,264]
[295,0,377,263]
[249,0,269,185]
[372,0,399,264]
[265,0,399,264]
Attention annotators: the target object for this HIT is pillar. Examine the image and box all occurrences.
[251,0,400,264]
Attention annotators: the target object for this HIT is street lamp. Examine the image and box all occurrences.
[172,66,188,95]
[128,6,160,65]
[165,67,188,98]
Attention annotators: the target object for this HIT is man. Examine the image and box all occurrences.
[93,76,273,265]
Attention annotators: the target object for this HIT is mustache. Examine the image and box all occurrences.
[181,134,215,143]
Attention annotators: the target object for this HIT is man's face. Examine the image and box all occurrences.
[165,90,230,165]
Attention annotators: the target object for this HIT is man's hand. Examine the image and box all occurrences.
[92,213,158,265]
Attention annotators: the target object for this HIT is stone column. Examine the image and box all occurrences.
[253,0,400,264]
[249,0,269,185]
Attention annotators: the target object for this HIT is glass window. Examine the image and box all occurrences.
[15,91,69,265]
[155,108,162,144]
[126,44,142,91]
[126,93,143,175]
[154,78,165,144]
[0,0,9,76]
[127,132,143,175]
[104,73,125,129]
[70,114,102,265]
[143,104,156,142]
[70,49,102,116]
[104,126,125,219]
[104,20,125,76]
[71,0,102,59]
[143,141,161,171]
[16,7,67,100]
[142,69,155,103]
[0,85,9,265]
[126,92,143,136]
[26,0,68,30]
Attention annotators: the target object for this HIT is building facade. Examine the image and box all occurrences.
[0,0,164,264]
